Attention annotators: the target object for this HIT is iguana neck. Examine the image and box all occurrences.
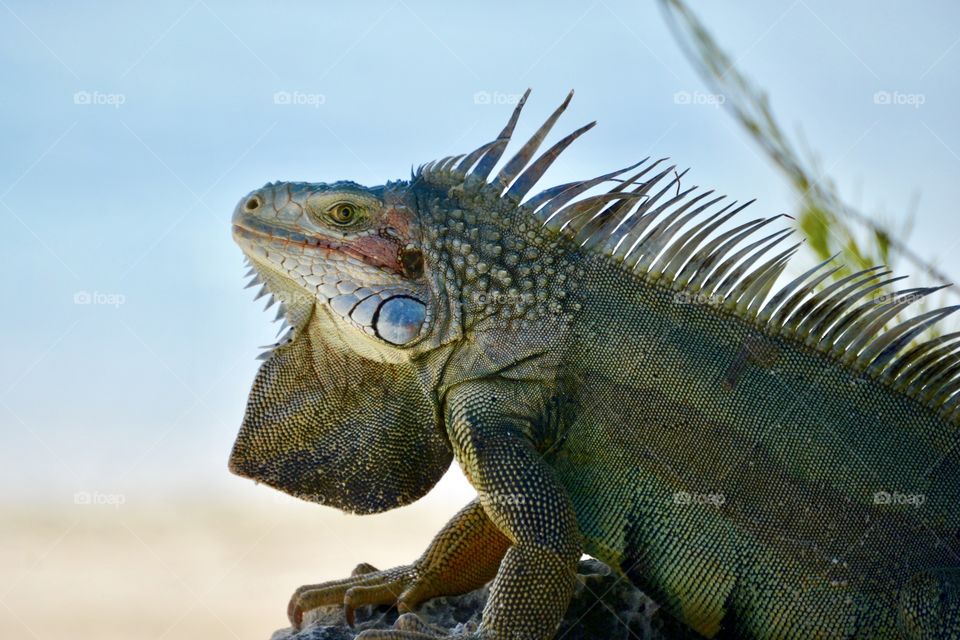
[417,178,587,337]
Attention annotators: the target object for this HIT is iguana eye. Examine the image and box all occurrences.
[328,202,359,225]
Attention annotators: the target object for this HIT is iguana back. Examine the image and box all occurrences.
[411,93,960,638]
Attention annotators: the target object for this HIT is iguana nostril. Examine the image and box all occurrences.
[245,196,262,211]
[374,296,426,345]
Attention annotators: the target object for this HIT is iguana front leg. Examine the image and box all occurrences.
[288,498,510,628]
[360,380,581,640]
[434,380,582,639]
[293,379,581,639]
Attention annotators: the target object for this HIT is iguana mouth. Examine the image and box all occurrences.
[233,221,339,251]
[233,221,394,272]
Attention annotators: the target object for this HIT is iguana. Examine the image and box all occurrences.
[228,90,960,639]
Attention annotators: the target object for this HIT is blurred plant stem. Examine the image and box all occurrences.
[658,0,955,320]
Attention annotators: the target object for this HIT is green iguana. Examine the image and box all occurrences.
[228,90,960,639]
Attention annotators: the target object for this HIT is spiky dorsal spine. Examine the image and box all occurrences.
[417,91,960,422]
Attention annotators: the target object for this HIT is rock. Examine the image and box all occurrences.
[269,559,682,639]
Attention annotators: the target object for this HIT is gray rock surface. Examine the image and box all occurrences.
[270,559,684,639]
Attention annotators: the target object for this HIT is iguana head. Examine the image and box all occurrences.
[231,180,436,349]
[228,180,455,514]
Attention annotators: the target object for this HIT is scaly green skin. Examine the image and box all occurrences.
[229,93,960,639]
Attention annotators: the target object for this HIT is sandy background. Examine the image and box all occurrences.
[0,476,474,640]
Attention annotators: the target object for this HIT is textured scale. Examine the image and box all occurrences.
[228,92,960,640]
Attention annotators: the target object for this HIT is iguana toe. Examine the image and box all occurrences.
[344,582,412,626]
[288,564,419,629]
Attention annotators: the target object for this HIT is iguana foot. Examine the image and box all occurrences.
[288,562,425,629]
[290,500,510,630]
[356,612,476,639]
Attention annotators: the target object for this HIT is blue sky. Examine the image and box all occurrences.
[1,0,958,502]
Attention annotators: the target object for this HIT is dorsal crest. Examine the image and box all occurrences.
[416,90,960,423]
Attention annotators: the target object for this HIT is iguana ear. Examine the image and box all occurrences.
[228,308,452,514]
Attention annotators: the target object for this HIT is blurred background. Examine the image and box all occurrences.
[1,1,958,638]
